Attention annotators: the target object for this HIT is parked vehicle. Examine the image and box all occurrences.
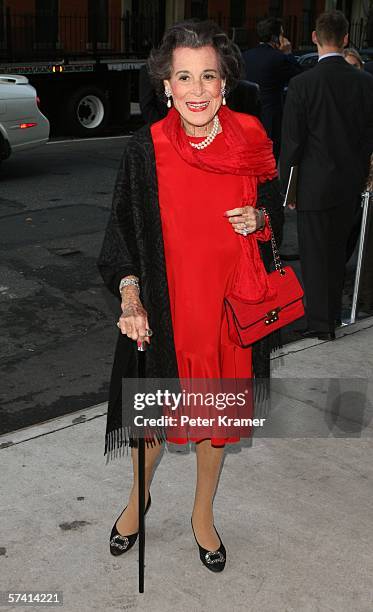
[297,49,373,70]
[359,48,373,62]
[297,52,318,70]
[0,74,49,164]
[0,9,158,136]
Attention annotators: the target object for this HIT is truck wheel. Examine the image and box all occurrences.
[65,87,110,136]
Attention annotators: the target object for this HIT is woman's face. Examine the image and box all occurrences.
[164,45,225,128]
[345,53,362,69]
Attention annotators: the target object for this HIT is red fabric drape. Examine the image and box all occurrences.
[162,106,278,303]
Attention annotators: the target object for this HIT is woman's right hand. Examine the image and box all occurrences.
[117,286,151,345]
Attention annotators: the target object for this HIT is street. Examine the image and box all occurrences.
[0,135,131,435]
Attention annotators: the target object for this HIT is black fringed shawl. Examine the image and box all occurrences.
[97,124,284,461]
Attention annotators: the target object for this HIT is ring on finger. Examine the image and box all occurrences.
[144,328,153,337]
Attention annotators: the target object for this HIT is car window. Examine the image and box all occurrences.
[302,57,317,67]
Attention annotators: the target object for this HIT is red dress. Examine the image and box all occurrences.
[151,119,266,446]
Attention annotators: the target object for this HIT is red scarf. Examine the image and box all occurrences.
[162,105,277,180]
[162,106,278,303]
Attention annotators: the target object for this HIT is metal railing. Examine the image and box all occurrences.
[0,9,163,61]
[0,9,371,62]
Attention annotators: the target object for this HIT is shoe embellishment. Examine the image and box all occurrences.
[204,550,225,564]
[110,534,130,551]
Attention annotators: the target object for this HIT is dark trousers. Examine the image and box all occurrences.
[346,196,363,262]
[297,203,358,331]
[261,107,282,163]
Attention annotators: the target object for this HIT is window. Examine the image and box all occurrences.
[35,0,58,45]
[268,0,283,17]
[88,0,109,44]
[336,1,352,22]
[190,0,208,20]
[230,0,245,27]
[302,0,315,43]
[0,0,4,47]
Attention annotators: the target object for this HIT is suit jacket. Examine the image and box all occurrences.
[280,56,373,211]
[364,61,373,76]
[242,44,301,138]
[96,123,284,459]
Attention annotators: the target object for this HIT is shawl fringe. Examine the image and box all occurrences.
[104,426,168,464]
[104,329,283,462]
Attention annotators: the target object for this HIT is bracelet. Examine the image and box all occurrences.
[119,277,140,295]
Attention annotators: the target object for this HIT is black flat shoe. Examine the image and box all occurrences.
[299,328,336,341]
[110,492,151,556]
[191,517,226,572]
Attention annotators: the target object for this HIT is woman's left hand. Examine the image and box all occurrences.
[224,205,265,236]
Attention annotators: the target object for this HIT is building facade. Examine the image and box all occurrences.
[183,0,372,48]
[1,0,371,59]
[186,0,372,47]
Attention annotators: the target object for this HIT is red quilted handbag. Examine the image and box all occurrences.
[224,209,305,347]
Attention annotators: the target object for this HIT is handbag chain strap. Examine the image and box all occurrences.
[258,207,286,276]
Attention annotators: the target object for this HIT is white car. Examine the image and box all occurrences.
[0,74,49,164]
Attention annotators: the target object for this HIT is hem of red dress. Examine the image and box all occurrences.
[167,436,240,446]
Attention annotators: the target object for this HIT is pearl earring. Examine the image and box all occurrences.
[221,86,226,106]
[165,89,172,108]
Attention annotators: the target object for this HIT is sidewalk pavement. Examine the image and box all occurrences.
[1,319,372,612]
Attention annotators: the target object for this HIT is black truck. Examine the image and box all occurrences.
[0,8,163,136]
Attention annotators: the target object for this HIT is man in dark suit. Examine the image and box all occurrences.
[280,10,373,340]
[243,18,301,161]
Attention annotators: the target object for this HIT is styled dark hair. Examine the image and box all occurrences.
[315,10,349,46]
[256,18,283,43]
[147,19,243,101]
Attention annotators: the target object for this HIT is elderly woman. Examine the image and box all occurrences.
[97,20,283,573]
[343,48,364,69]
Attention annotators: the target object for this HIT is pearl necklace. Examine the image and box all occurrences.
[189,115,220,150]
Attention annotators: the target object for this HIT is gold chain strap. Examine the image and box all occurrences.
[258,207,285,276]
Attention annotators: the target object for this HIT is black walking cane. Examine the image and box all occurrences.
[137,341,147,593]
